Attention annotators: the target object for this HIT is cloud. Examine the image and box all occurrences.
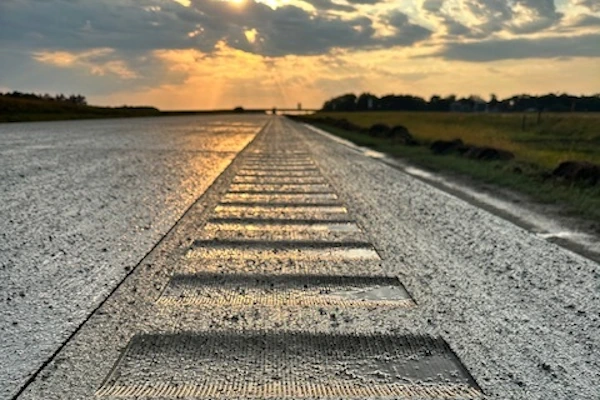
[301,0,355,12]
[1,0,598,110]
[569,14,600,27]
[577,0,600,13]
[422,0,444,13]
[0,0,430,58]
[385,11,433,45]
[430,33,600,62]
[507,0,563,34]
[33,48,138,79]
[419,0,564,38]
[345,0,381,4]
[0,48,144,96]
[0,0,199,51]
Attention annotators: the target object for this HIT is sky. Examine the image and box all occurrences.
[0,0,599,110]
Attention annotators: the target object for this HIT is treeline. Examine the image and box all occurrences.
[2,91,88,105]
[322,93,600,113]
[0,91,160,122]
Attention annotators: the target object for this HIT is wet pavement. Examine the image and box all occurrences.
[5,116,600,400]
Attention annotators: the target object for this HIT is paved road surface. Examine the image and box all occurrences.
[2,116,599,399]
[0,115,267,398]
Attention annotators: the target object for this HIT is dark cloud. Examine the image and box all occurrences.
[508,0,563,34]
[430,34,600,62]
[302,0,355,12]
[463,0,512,34]
[385,11,432,45]
[422,0,444,12]
[441,16,471,36]
[570,14,600,27]
[421,0,563,38]
[0,0,200,51]
[461,0,563,35]
[0,0,430,57]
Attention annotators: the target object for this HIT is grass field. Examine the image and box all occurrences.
[300,112,600,226]
[314,111,600,168]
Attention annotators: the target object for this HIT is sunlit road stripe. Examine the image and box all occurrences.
[98,383,481,398]
[219,202,342,208]
[200,222,363,242]
[214,205,347,214]
[220,195,340,206]
[208,217,357,225]
[187,236,380,262]
[222,193,337,200]
[238,170,322,176]
[156,273,415,308]
[96,333,481,398]
[203,221,360,233]
[238,166,320,172]
[228,184,332,193]
[233,176,327,184]
[242,163,315,168]
[242,159,315,164]
[249,151,309,155]
[187,246,381,260]
[242,161,316,166]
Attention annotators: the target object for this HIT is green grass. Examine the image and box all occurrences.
[315,111,600,168]
[303,114,600,227]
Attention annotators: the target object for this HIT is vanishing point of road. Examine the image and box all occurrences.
[0,115,598,400]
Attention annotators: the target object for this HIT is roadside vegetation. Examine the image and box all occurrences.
[0,92,161,122]
[291,111,600,227]
[0,92,268,123]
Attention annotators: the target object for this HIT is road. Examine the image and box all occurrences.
[0,115,267,398]
[2,116,599,400]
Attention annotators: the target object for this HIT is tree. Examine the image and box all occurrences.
[356,93,379,111]
[322,93,357,111]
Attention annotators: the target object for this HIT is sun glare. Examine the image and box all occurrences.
[171,0,191,6]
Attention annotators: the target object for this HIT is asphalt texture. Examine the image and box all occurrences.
[0,115,267,399]
[4,116,599,400]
